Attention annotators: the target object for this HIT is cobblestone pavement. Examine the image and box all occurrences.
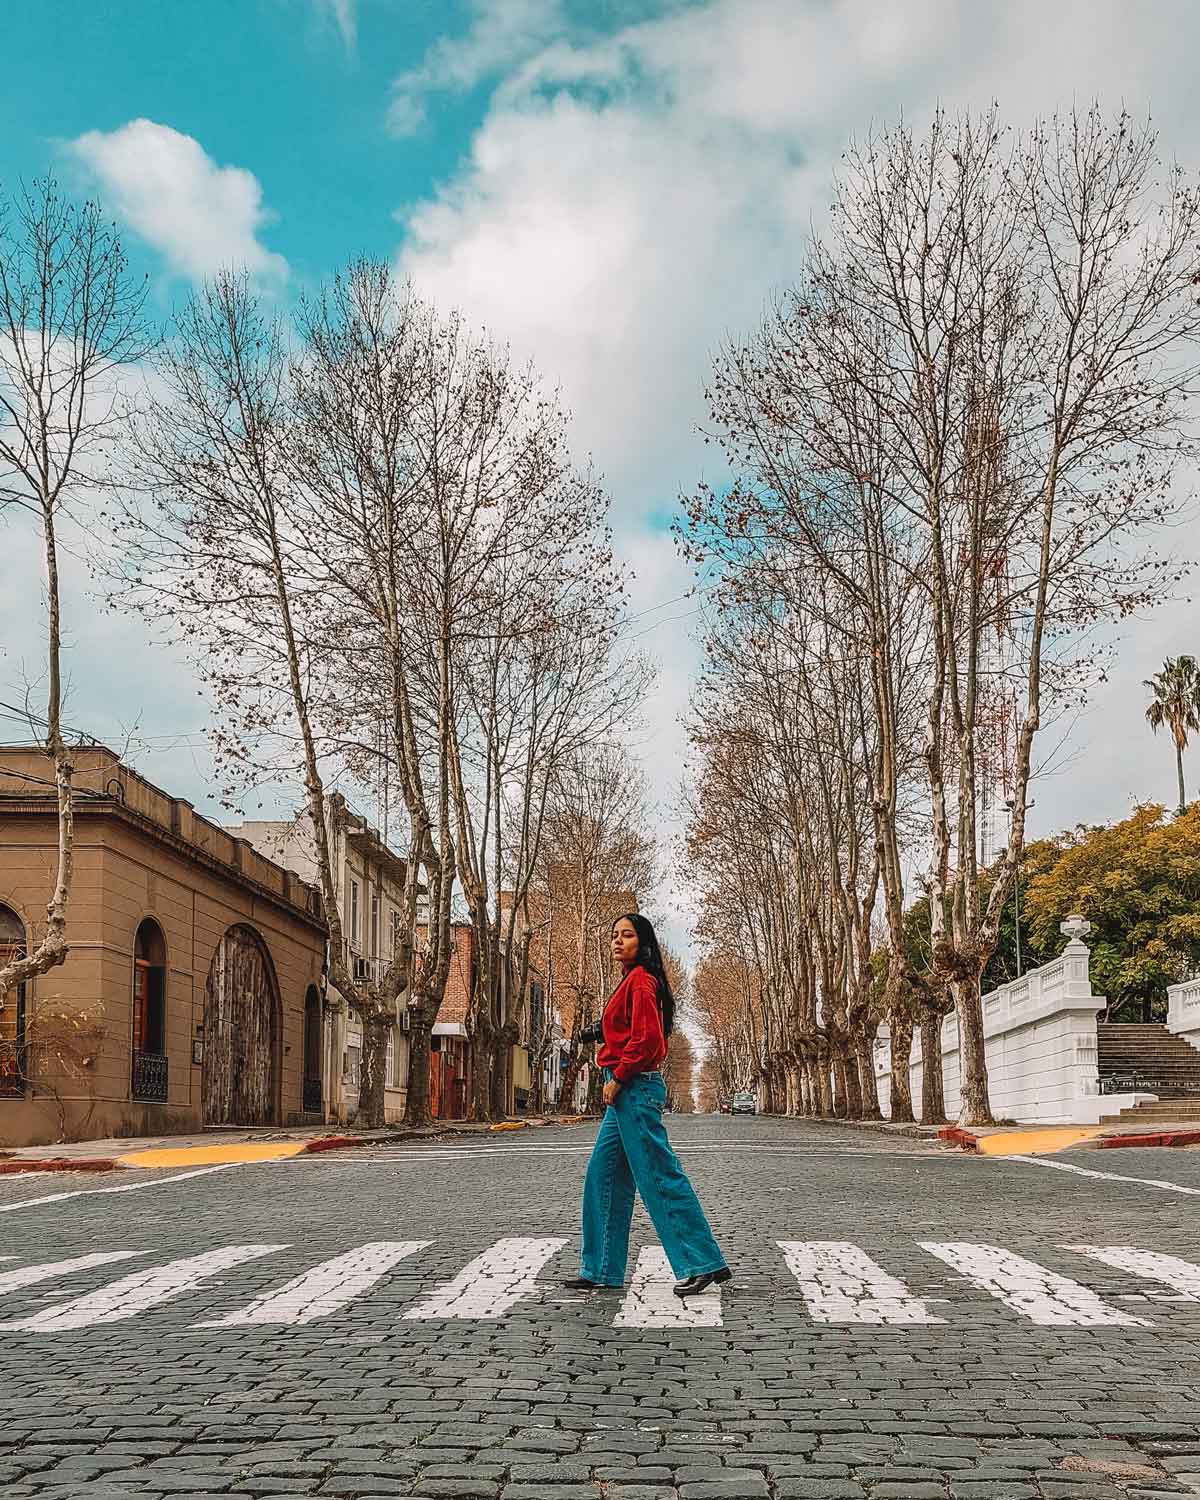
[4,1114,1200,1500]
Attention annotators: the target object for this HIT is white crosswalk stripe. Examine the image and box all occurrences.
[194,1241,430,1327]
[0,1251,147,1298]
[1,1237,1197,1333]
[403,1236,568,1321]
[0,1244,287,1332]
[1068,1244,1200,1301]
[613,1247,724,1328]
[920,1241,1150,1327]
[779,1240,946,1325]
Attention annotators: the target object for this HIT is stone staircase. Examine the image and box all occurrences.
[1098,1023,1200,1123]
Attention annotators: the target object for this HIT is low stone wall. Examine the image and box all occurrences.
[875,929,1150,1124]
[1168,978,1200,1055]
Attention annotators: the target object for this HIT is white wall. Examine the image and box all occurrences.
[875,934,1151,1124]
[1168,978,1200,1055]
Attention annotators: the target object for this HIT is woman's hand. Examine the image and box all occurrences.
[602,1079,622,1107]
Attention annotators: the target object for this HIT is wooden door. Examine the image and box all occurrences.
[202,925,279,1125]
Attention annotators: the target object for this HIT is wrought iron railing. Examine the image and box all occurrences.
[303,1076,323,1113]
[131,1049,168,1103]
[1099,1074,1200,1096]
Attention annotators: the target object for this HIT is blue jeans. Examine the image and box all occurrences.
[580,1070,726,1284]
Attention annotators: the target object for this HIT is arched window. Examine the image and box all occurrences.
[131,919,167,1102]
[0,903,26,1097]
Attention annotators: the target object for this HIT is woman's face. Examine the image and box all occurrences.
[611,919,640,967]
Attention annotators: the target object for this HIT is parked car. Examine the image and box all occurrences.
[731,1091,757,1115]
[718,1098,732,1114]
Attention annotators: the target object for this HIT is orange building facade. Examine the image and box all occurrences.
[0,748,328,1148]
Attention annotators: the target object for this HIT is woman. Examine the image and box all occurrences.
[566,912,731,1298]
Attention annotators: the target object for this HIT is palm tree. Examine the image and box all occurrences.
[1145,655,1200,815]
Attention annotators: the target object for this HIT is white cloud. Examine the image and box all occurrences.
[394,0,1200,927]
[67,120,288,285]
[387,0,566,135]
[314,0,356,52]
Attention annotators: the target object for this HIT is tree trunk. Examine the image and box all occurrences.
[403,1005,434,1127]
[817,1042,834,1115]
[1178,742,1187,816]
[918,1009,946,1126]
[888,1012,915,1124]
[856,1029,882,1120]
[954,977,995,1125]
[831,1047,848,1117]
[358,1017,389,1128]
[843,1043,863,1120]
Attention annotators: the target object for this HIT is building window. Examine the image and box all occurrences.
[349,879,360,950]
[370,893,379,958]
[131,918,168,1103]
[0,903,27,1097]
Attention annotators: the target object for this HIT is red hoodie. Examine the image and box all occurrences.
[596,964,668,1083]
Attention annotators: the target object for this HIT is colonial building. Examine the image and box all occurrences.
[231,795,413,1125]
[0,748,327,1148]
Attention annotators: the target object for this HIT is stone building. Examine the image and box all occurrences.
[231,796,413,1125]
[0,747,327,1147]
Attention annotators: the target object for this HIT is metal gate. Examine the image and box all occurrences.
[202,924,279,1125]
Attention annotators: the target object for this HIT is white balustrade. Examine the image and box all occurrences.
[874,916,1154,1124]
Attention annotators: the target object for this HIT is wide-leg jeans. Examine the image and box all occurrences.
[579,1069,726,1285]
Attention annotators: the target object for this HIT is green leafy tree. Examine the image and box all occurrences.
[1021,804,1200,1020]
[1145,655,1200,815]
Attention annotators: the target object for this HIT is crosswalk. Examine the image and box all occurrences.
[0,1237,1197,1335]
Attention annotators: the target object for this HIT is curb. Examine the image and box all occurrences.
[938,1125,981,1152]
[1098,1129,1200,1150]
[0,1157,123,1175]
[754,1112,938,1142]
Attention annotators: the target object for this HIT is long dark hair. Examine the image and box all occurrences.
[614,912,676,1038]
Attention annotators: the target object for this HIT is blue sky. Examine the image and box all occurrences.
[3,0,1200,905]
[3,1,472,282]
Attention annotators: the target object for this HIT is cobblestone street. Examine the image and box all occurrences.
[4,1116,1200,1500]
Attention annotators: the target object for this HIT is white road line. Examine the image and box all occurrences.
[613,1247,723,1328]
[1010,1154,1200,1197]
[195,1241,430,1327]
[778,1241,945,1325]
[919,1241,1150,1327]
[403,1236,567,1322]
[0,1243,287,1332]
[0,1162,245,1214]
[0,1251,148,1298]
[1068,1245,1200,1302]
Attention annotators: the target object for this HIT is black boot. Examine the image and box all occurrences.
[673,1267,732,1298]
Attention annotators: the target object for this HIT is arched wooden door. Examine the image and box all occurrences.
[202,925,279,1125]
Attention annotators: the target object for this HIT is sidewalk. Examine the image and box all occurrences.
[783,1112,1200,1155]
[0,1114,591,1172]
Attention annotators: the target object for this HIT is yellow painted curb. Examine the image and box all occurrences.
[117,1141,308,1168]
[976,1125,1106,1157]
[489,1121,528,1132]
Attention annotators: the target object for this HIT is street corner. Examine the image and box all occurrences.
[115,1140,308,1169]
[973,1125,1109,1157]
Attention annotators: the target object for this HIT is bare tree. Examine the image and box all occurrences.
[0,178,149,1000]
[685,107,1200,1124]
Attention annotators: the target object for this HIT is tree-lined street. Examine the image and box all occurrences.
[4,1121,1200,1500]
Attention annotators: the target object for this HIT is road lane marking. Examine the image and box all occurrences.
[403,1236,567,1321]
[1068,1245,1200,1301]
[0,1244,287,1331]
[0,1251,148,1298]
[613,1247,723,1328]
[0,1162,246,1214]
[778,1241,945,1325]
[1009,1154,1200,1197]
[919,1242,1150,1327]
[195,1241,430,1327]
